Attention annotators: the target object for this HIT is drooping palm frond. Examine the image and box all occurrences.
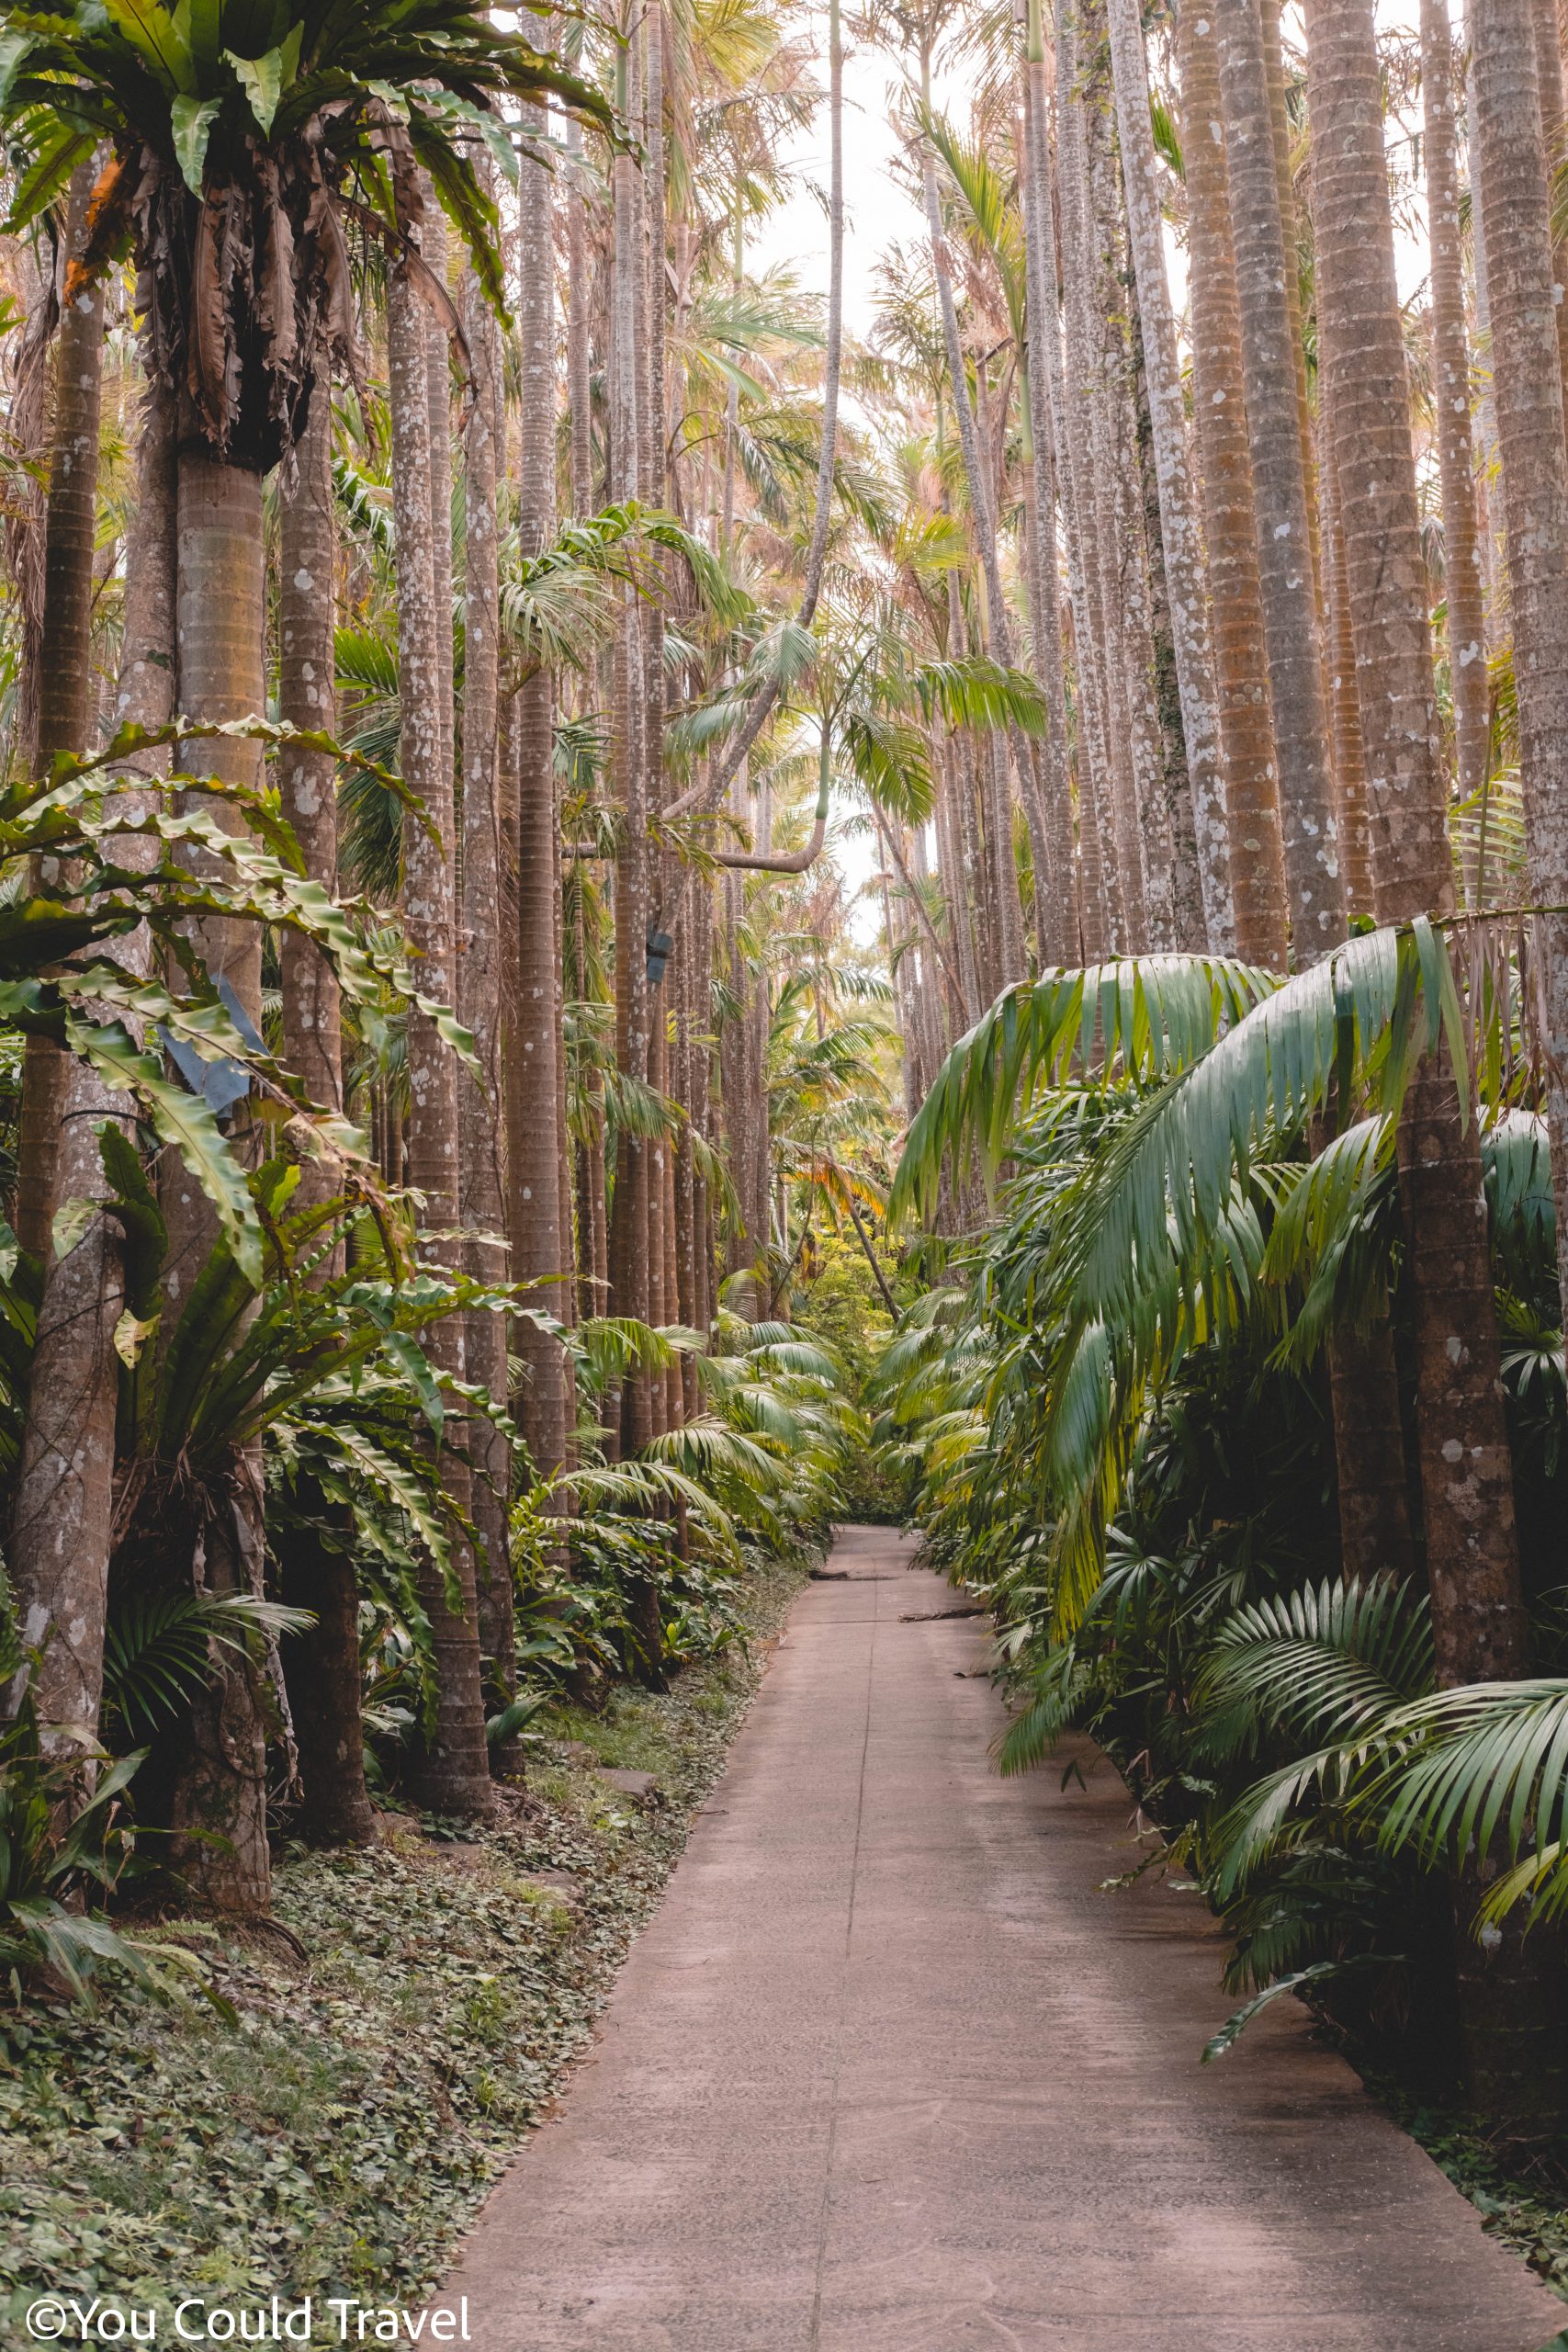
[103,1590,313,1736]
[889,952,1278,1227]
[1194,1577,1434,1762]
[1370,1680,1568,1911]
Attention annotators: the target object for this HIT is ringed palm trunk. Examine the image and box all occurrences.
[566,114,594,519]
[1018,51,1078,967]
[1176,0,1290,964]
[1307,0,1555,2134]
[1056,0,1143,946]
[1525,0,1568,419]
[14,159,104,1271]
[511,106,572,1498]
[1317,407,1377,917]
[388,246,491,1819]
[607,25,653,1459]
[919,56,1032,978]
[1421,0,1491,833]
[1471,0,1568,1336]
[1215,0,1343,960]
[642,1,680,1438]
[1080,1,1179,952]
[7,367,164,1769]
[276,389,376,1848]
[1260,0,1325,616]
[1105,0,1234,953]
[457,252,518,1758]
[161,448,273,1912]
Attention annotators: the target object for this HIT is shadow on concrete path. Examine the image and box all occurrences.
[445,1523,1567,2351]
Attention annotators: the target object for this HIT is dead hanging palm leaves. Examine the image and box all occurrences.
[1,0,618,469]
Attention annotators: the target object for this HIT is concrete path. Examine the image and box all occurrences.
[446,1524,1567,2351]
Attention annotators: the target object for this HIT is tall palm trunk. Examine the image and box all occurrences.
[642,0,679,1436]
[1317,409,1376,917]
[1083,87,1173,953]
[276,390,376,1848]
[1466,38,1510,630]
[1128,294,1208,954]
[1307,0,1554,2134]
[566,114,594,520]
[15,159,105,1270]
[1019,25,1078,965]
[1056,0,1144,946]
[1526,0,1568,417]
[1421,0,1491,831]
[511,107,572,1498]
[162,448,273,1911]
[1216,0,1343,960]
[457,250,517,1751]
[1176,0,1290,965]
[1105,0,1233,953]
[8,373,166,1762]
[388,241,491,1819]
[607,20,653,1458]
[919,44,1033,978]
[1260,0,1325,616]
[1471,0,1568,1332]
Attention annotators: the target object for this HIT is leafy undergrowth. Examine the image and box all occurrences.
[0,1552,809,2343]
[1371,2085,1568,2318]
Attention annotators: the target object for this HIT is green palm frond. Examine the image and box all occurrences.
[104,1590,313,1736]
[1194,1577,1433,1760]
[890,952,1277,1227]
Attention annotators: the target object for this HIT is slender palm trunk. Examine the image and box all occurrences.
[388,244,491,1819]
[1526,0,1568,418]
[642,1,679,1437]
[1105,0,1233,952]
[512,108,572,1497]
[1216,0,1344,960]
[1471,0,1568,1332]
[1056,0,1143,946]
[7,373,166,1761]
[1317,410,1377,917]
[1177,0,1290,965]
[1260,0,1325,616]
[457,252,517,1750]
[14,161,106,1270]
[607,43,653,1454]
[1307,0,1554,2133]
[276,390,377,1847]
[567,115,594,519]
[1129,296,1208,953]
[1421,0,1491,831]
[1020,36,1078,965]
[160,448,273,1911]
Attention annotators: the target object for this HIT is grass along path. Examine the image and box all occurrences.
[0,1551,810,2345]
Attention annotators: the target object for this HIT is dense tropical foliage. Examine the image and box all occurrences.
[9,0,1568,2312]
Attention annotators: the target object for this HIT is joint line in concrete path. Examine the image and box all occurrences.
[807,1559,880,2352]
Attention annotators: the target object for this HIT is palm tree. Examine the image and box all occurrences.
[1104,0,1233,955]
[457,243,515,1748]
[1469,0,1568,1332]
[1215,0,1343,962]
[1176,0,1291,967]
[1419,0,1490,831]
[3,0,604,1882]
[14,159,105,1268]
[1306,0,1552,2128]
[8,349,162,1781]
[387,211,491,1819]
[274,390,376,1847]
[1055,0,1146,946]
